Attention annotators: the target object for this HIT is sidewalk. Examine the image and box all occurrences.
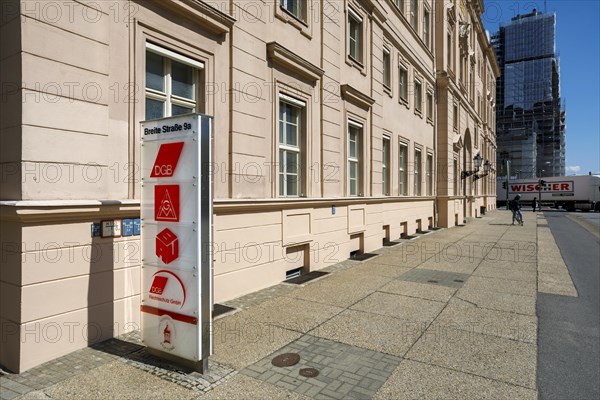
[1,210,574,399]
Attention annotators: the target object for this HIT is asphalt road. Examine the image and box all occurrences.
[537,211,600,400]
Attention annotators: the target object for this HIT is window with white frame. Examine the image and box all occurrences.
[399,64,408,103]
[426,90,433,121]
[348,8,363,63]
[447,27,453,71]
[414,147,422,196]
[348,120,362,196]
[414,78,422,113]
[382,135,391,195]
[426,153,433,196]
[399,142,408,195]
[280,0,305,21]
[145,43,203,120]
[383,47,391,89]
[423,8,430,48]
[410,0,418,31]
[279,94,305,197]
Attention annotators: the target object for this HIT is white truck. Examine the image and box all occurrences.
[497,175,600,211]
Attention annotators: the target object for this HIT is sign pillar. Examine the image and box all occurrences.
[140,114,213,372]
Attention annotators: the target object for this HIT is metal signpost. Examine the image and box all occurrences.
[140,114,213,372]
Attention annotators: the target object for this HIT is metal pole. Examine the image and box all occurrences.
[505,160,510,210]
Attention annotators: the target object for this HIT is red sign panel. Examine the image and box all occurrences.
[156,228,179,264]
[155,185,180,222]
[150,276,168,295]
[151,142,184,178]
[509,181,573,193]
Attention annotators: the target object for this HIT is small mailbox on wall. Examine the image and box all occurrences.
[101,219,122,238]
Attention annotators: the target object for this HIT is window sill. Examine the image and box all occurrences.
[383,84,392,97]
[415,109,423,118]
[275,6,311,39]
[399,98,409,109]
[346,55,366,75]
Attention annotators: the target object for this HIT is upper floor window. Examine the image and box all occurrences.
[280,0,305,22]
[279,94,305,197]
[414,79,422,113]
[383,47,391,89]
[410,1,419,31]
[423,8,430,48]
[453,103,458,131]
[145,43,203,120]
[426,153,433,196]
[447,27,453,71]
[426,90,433,121]
[348,8,363,63]
[394,0,404,14]
[348,120,363,196]
[399,64,408,103]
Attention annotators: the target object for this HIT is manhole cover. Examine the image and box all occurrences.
[299,368,319,378]
[427,280,439,283]
[271,353,300,367]
[453,279,464,283]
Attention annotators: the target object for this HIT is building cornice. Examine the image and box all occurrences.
[267,42,324,82]
[341,84,375,110]
[151,0,236,35]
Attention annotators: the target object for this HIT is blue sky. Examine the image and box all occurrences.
[482,0,600,175]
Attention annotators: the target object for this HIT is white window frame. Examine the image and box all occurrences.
[423,8,430,48]
[414,78,422,113]
[426,153,433,196]
[426,90,433,121]
[382,135,391,196]
[414,147,422,196]
[399,142,408,196]
[394,0,404,14]
[410,0,418,32]
[348,7,363,64]
[348,119,363,196]
[383,47,391,89]
[280,0,305,22]
[145,43,203,120]
[279,94,306,197]
[399,64,408,103]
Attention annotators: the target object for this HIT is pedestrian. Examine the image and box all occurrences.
[510,194,524,226]
[532,197,538,212]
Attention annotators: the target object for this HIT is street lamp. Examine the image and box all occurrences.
[461,153,483,179]
[473,160,492,181]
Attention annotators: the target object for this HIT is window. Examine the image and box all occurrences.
[426,153,433,196]
[399,64,408,103]
[145,43,203,120]
[453,103,458,131]
[382,136,391,195]
[280,0,305,21]
[399,143,408,195]
[279,94,305,197]
[383,48,391,89]
[348,121,362,196]
[414,148,422,196]
[410,0,418,31]
[423,9,430,48]
[426,91,433,121]
[394,0,404,14]
[348,8,363,63]
[447,28,453,70]
[414,79,422,113]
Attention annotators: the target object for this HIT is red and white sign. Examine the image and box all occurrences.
[155,185,180,222]
[151,142,184,178]
[141,113,213,364]
[509,181,573,193]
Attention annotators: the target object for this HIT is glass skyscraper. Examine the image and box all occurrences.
[492,10,566,178]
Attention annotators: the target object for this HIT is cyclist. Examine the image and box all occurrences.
[510,194,523,226]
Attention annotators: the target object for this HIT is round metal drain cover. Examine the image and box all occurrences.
[299,368,319,378]
[453,279,464,283]
[271,353,300,367]
[427,280,439,283]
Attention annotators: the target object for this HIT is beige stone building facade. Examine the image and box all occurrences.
[0,0,497,372]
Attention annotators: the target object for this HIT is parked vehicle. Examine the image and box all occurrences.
[497,175,600,211]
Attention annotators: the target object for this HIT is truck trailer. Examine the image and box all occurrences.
[497,175,600,211]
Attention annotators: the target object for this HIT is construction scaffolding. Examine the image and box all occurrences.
[492,10,566,178]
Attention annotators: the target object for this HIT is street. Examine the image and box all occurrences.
[537,211,600,400]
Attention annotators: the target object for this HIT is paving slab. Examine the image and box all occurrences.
[461,275,537,297]
[472,264,537,282]
[245,296,344,333]
[22,361,196,400]
[203,374,309,400]
[406,327,537,389]
[434,298,537,343]
[455,287,537,315]
[350,262,413,278]
[378,280,457,302]
[285,273,390,308]
[350,292,446,323]
[311,309,425,357]
[416,258,481,274]
[374,359,537,400]
[212,312,303,370]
